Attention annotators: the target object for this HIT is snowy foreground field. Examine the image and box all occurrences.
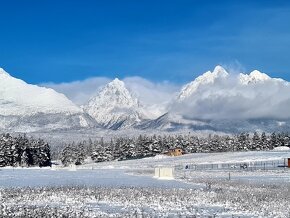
[0,150,289,217]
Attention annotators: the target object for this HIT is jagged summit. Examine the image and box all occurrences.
[239,70,271,85]
[177,65,229,101]
[110,78,125,86]
[83,78,145,129]
[105,78,128,93]
[212,65,229,77]
[93,77,139,107]
[250,70,270,79]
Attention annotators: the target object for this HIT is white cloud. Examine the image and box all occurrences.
[123,77,180,117]
[42,77,111,105]
[170,74,290,120]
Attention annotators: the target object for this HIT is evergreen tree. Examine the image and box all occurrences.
[251,132,261,150]
[260,132,269,150]
[0,133,51,167]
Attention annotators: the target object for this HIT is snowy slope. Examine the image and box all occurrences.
[0,68,96,132]
[0,68,82,115]
[83,78,147,129]
[177,65,229,101]
[238,70,287,85]
[239,70,271,85]
[137,112,213,131]
[140,113,290,133]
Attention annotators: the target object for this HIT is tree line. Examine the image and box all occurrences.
[60,132,290,166]
[0,133,51,167]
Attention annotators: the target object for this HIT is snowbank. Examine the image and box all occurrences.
[273,146,290,151]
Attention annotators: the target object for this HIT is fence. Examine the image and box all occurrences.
[175,159,287,172]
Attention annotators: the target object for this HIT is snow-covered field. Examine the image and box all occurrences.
[0,168,193,189]
[82,150,290,170]
[0,150,289,217]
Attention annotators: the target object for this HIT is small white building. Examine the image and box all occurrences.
[285,158,290,167]
[154,167,174,180]
[68,164,77,171]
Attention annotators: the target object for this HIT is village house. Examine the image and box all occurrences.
[164,148,183,157]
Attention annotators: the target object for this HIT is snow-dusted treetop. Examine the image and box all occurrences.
[0,68,82,116]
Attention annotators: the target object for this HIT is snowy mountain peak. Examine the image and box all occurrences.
[239,70,271,85]
[83,78,145,129]
[249,70,270,80]
[177,65,229,101]
[0,69,82,116]
[97,78,139,107]
[108,78,126,89]
[212,65,229,77]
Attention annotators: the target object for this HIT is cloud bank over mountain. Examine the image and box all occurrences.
[1,65,290,133]
[170,66,290,120]
[42,77,111,105]
[43,76,180,118]
[42,66,290,122]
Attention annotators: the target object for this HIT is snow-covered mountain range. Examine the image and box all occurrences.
[1,66,290,133]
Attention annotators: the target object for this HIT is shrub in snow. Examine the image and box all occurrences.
[0,182,289,217]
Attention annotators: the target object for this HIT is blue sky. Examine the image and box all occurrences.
[0,0,290,84]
